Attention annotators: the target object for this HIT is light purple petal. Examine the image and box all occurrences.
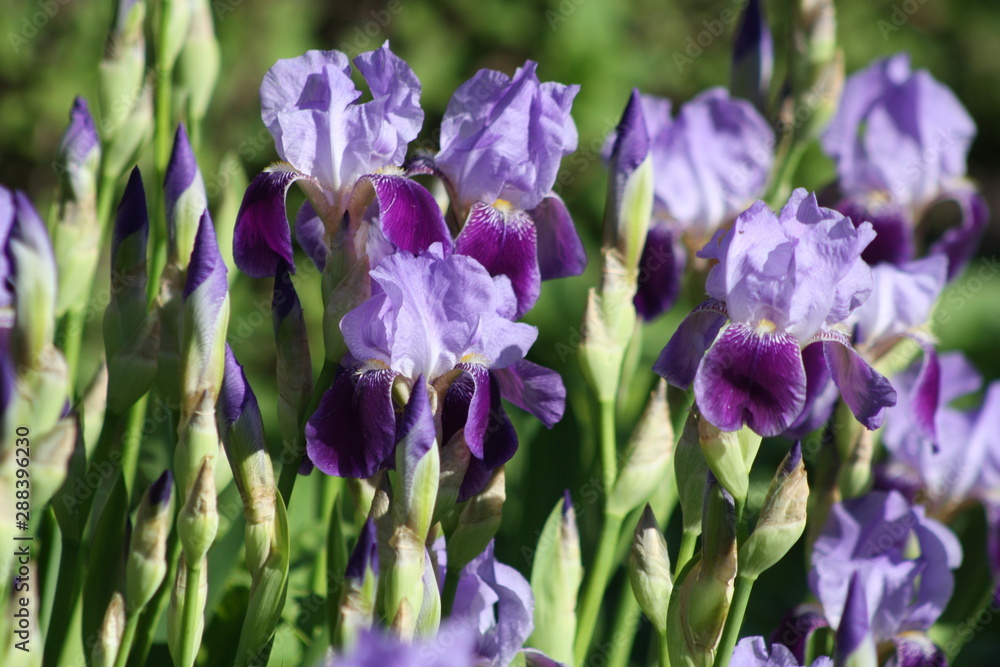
[652,298,727,388]
[694,323,807,437]
[848,256,947,344]
[364,173,453,255]
[731,636,830,667]
[345,518,379,580]
[836,573,874,664]
[56,96,99,197]
[305,367,399,478]
[529,194,586,281]
[396,374,435,465]
[492,359,565,428]
[456,202,541,318]
[634,222,687,321]
[183,211,228,301]
[234,166,312,278]
[820,330,897,430]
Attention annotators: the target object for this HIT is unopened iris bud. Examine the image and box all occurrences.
[701,474,738,589]
[31,417,77,514]
[698,417,751,506]
[447,465,505,573]
[835,573,877,667]
[739,442,808,580]
[54,97,101,208]
[6,188,57,367]
[103,79,153,185]
[176,0,220,130]
[218,345,276,578]
[126,470,174,612]
[629,504,672,636]
[610,380,673,516]
[730,0,773,114]
[273,266,313,447]
[837,427,874,500]
[156,0,193,73]
[529,490,581,666]
[177,456,219,563]
[578,250,637,404]
[180,212,229,411]
[675,412,709,535]
[791,0,843,142]
[104,169,159,415]
[92,591,126,667]
[416,545,441,637]
[333,519,380,650]
[603,89,653,276]
[99,0,146,141]
[165,124,208,268]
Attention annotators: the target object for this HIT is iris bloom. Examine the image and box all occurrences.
[809,490,960,665]
[730,636,831,667]
[432,61,585,317]
[655,189,895,437]
[822,53,987,279]
[632,88,773,320]
[233,43,450,279]
[306,244,564,497]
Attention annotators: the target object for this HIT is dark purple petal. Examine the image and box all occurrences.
[219,343,253,435]
[769,603,829,663]
[55,97,99,195]
[364,173,453,255]
[112,168,149,270]
[782,342,837,438]
[634,222,686,321]
[455,363,495,460]
[909,339,940,443]
[271,263,300,326]
[492,360,565,428]
[164,124,203,260]
[820,330,897,430]
[730,0,773,114]
[183,211,228,300]
[528,194,586,281]
[521,649,565,667]
[607,89,650,187]
[837,197,915,267]
[345,518,379,580]
[652,298,728,388]
[396,374,435,465]
[293,199,328,271]
[888,635,947,667]
[836,573,873,664]
[456,202,540,318]
[233,166,311,278]
[694,323,807,437]
[147,470,174,508]
[928,185,989,281]
[305,367,399,478]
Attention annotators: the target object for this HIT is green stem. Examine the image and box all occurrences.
[713,574,756,667]
[57,306,86,392]
[674,531,697,580]
[441,566,461,619]
[277,360,337,506]
[120,394,149,503]
[129,534,181,667]
[573,512,625,666]
[599,398,617,494]
[658,631,670,667]
[148,62,173,302]
[607,577,643,667]
[79,409,124,537]
[113,613,141,667]
[764,140,808,208]
[178,558,204,667]
[41,538,83,667]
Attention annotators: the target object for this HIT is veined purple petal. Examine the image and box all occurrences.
[782,342,838,439]
[837,197,915,267]
[305,367,399,478]
[888,634,948,667]
[345,518,379,580]
[183,211,227,300]
[694,323,807,437]
[529,194,587,281]
[234,166,313,278]
[634,222,686,321]
[652,298,727,388]
[456,202,541,318]
[455,363,496,460]
[521,649,566,667]
[909,339,940,443]
[928,185,989,281]
[819,330,897,430]
[363,173,453,255]
[492,360,565,428]
[293,199,328,271]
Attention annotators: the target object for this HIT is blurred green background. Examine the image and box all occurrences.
[3,0,1000,664]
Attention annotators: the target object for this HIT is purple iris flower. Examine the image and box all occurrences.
[632,88,773,320]
[784,255,946,439]
[305,244,564,496]
[730,636,831,667]
[810,490,961,645]
[233,43,451,278]
[433,61,585,317]
[654,189,895,437]
[822,53,987,279]
[332,625,479,667]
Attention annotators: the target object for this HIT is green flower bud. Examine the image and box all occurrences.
[7,346,70,441]
[167,553,207,666]
[30,417,76,513]
[156,0,193,73]
[791,0,844,143]
[740,442,808,579]
[212,152,246,281]
[175,0,219,128]
[126,470,174,612]
[837,426,874,500]
[177,456,218,562]
[92,591,126,667]
[629,504,672,636]
[578,250,637,403]
[609,380,673,516]
[99,0,147,141]
[675,412,709,535]
[102,82,153,186]
[333,519,379,650]
[698,418,749,505]
[528,490,582,666]
[447,465,504,573]
[7,194,57,368]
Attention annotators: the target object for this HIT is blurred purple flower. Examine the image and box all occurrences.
[434,61,585,316]
[306,245,564,492]
[730,636,831,667]
[332,625,479,667]
[654,189,895,437]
